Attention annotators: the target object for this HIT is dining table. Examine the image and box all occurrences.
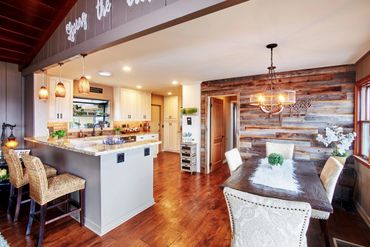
[220,157,333,213]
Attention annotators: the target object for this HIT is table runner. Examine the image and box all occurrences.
[249,158,301,193]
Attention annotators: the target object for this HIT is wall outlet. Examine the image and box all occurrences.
[117,153,125,163]
[144,148,150,156]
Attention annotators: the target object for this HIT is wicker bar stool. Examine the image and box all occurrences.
[2,146,57,222]
[22,154,85,247]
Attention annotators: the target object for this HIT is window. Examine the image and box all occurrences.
[355,76,370,164]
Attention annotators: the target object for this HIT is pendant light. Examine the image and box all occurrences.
[38,69,49,100]
[55,63,66,98]
[249,43,296,115]
[78,54,90,94]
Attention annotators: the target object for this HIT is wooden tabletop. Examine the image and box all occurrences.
[221,158,333,213]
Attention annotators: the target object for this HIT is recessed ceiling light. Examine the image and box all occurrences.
[136,85,142,89]
[172,80,179,85]
[98,71,112,77]
[122,66,132,72]
[168,92,172,95]
[85,75,92,80]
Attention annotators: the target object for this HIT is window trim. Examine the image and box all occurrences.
[354,74,370,166]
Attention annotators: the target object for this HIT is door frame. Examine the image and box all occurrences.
[206,93,240,174]
[151,104,163,152]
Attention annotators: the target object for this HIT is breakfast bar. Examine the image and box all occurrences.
[24,136,161,236]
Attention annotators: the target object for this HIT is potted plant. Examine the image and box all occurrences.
[268,153,284,167]
[114,127,121,135]
[0,168,9,182]
[316,125,356,165]
[50,130,67,143]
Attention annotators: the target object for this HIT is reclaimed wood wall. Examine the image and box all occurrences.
[201,65,356,173]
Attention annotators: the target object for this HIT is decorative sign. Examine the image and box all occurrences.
[66,12,88,42]
[96,0,112,20]
[127,0,152,7]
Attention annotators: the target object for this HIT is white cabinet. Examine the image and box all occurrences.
[48,77,73,123]
[164,96,178,120]
[163,120,179,152]
[136,133,159,157]
[114,88,151,121]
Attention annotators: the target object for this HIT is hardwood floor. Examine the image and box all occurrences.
[0,152,369,247]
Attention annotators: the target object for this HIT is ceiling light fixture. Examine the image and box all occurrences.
[168,92,172,95]
[123,66,132,72]
[55,63,66,98]
[172,80,179,85]
[136,85,142,89]
[249,43,296,116]
[85,75,92,80]
[78,54,90,94]
[98,71,112,77]
[38,69,49,100]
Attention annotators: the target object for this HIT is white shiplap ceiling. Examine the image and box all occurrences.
[47,0,370,95]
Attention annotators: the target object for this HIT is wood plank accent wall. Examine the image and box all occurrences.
[200,65,356,173]
[0,62,24,146]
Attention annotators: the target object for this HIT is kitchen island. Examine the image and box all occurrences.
[25,136,161,236]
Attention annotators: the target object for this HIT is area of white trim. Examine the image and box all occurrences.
[355,201,370,228]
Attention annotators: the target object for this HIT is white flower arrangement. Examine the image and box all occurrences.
[316,125,356,157]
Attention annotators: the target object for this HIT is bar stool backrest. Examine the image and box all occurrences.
[22,154,48,204]
[2,146,24,188]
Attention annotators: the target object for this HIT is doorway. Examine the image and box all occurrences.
[208,95,238,173]
[151,104,162,151]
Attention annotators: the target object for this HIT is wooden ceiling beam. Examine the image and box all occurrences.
[21,0,78,69]
[0,39,32,54]
[0,31,36,47]
[0,16,44,38]
[0,14,46,31]
[0,0,56,20]
[0,55,22,64]
[0,2,51,24]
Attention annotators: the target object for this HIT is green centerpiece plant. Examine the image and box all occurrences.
[114,127,121,135]
[0,169,9,182]
[268,153,284,166]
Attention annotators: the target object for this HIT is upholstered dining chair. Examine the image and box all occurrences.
[224,187,311,247]
[2,146,57,222]
[22,154,86,247]
[225,149,243,174]
[266,142,295,160]
[311,157,344,246]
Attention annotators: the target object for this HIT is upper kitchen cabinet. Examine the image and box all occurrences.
[164,96,179,120]
[48,76,73,123]
[114,88,151,121]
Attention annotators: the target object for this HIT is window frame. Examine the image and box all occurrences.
[354,74,370,166]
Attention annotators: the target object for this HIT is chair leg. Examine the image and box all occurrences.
[7,184,14,218]
[319,219,330,247]
[14,186,23,222]
[79,189,85,227]
[26,199,36,236]
[37,204,47,247]
[65,194,70,213]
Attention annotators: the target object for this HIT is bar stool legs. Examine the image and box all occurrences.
[26,199,36,236]
[37,205,47,247]
[7,184,14,219]
[14,187,23,222]
[319,219,330,247]
[79,189,85,227]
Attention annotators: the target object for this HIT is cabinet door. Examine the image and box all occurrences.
[48,77,58,122]
[142,92,151,121]
[164,120,179,152]
[164,96,178,120]
[60,79,73,122]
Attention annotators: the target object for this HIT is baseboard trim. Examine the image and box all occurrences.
[355,201,370,228]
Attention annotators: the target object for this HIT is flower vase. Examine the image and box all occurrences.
[332,156,347,165]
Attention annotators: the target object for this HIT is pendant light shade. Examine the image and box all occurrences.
[249,43,296,115]
[38,70,49,100]
[56,63,66,98]
[55,81,66,97]
[38,86,49,100]
[78,54,90,94]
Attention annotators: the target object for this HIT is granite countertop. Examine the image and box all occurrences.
[24,136,161,156]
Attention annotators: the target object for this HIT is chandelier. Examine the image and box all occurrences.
[250,43,296,115]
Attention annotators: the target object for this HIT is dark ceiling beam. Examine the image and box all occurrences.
[0,34,35,48]
[0,39,31,54]
[0,2,52,24]
[0,14,46,31]
[0,0,56,19]
[0,27,39,42]
[0,55,22,64]
[20,0,78,69]
[0,17,44,37]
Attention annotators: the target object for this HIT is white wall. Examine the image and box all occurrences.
[182,84,201,172]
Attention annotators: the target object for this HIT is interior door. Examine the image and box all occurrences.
[151,105,161,150]
[210,97,224,171]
